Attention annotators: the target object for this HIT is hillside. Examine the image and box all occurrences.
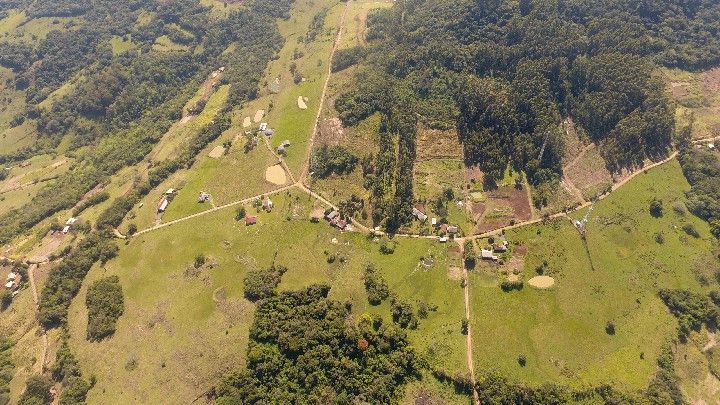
[0,0,719,404]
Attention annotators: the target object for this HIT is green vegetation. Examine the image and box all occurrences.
[39,233,119,328]
[215,285,421,403]
[470,159,717,391]
[310,145,358,178]
[678,146,720,237]
[54,334,93,405]
[85,276,124,341]
[0,338,12,405]
[363,263,389,305]
[243,265,288,302]
[18,375,52,405]
[658,289,720,340]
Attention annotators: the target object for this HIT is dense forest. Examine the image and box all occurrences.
[335,0,720,229]
[0,0,292,244]
[215,284,421,403]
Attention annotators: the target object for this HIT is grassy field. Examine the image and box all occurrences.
[661,68,720,141]
[67,189,469,402]
[0,10,80,43]
[110,35,136,55]
[470,158,718,392]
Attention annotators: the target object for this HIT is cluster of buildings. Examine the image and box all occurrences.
[62,217,78,234]
[412,204,459,242]
[5,270,20,295]
[325,210,348,230]
[480,238,509,262]
[244,197,274,226]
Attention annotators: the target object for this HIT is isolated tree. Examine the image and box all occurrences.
[650,198,663,218]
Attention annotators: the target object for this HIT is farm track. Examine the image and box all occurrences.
[27,264,48,374]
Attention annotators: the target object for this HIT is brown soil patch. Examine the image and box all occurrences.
[465,165,484,185]
[356,9,369,46]
[475,186,531,233]
[564,144,613,200]
[528,276,555,289]
[471,202,486,216]
[702,67,720,94]
[316,117,346,146]
[562,118,586,161]
[416,125,463,161]
[514,245,528,256]
[208,145,225,158]
[265,164,287,185]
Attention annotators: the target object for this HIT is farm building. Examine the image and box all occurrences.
[157,198,169,213]
[277,145,285,154]
[65,217,78,226]
[259,122,268,131]
[481,249,498,261]
[447,225,458,234]
[198,192,210,203]
[245,215,257,226]
[412,207,427,222]
[493,240,509,252]
[62,226,71,234]
[440,224,448,234]
[326,210,339,221]
[264,128,274,137]
[165,188,176,195]
[330,216,347,230]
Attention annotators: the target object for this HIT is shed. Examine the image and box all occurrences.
[4,280,13,289]
[264,129,274,137]
[277,145,285,154]
[412,207,427,222]
[6,272,16,281]
[259,123,268,131]
[326,210,339,220]
[439,236,447,243]
[158,198,169,212]
[440,224,448,234]
[262,197,273,211]
[245,215,257,225]
[481,249,498,261]
[65,217,78,226]
[281,140,291,147]
[62,226,71,234]
[431,218,437,226]
[447,225,458,234]
[165,188,175,195]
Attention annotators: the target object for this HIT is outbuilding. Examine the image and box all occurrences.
[245,215,257,225]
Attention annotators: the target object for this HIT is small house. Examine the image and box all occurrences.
[65,217,78,226]
[165,188,176,195]
[62,225,71,234]
[259,123,268,131]
[709,143,715,149]
[431,218,437,226]
[6,272,16,281]
[245,215,257,226]
[439,236,447,243]
[198,192,210,203]
[4,280,13,289]
[447,225,458,234]
[277,145,285,154]
[439,224,448,234]
[157,198,169,213]
[326,210,339,221]
[264,129,274,137]
[480,249,498,261]
[412,207,427,222]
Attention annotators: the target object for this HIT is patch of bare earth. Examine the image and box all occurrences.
[447,266,464,280]
[416,125,463,161]
[208,145,225,158]
[475,186,532,233]
[528,276,555,289]
[316,117,346,146]
[265,164,287,185]
[564,144,613,200]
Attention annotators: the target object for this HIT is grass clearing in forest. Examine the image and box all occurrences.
[469,158,718,390]
[661,67,720,141]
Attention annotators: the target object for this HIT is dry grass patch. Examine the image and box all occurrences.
[564,144,613,201]
[416,125,463,161]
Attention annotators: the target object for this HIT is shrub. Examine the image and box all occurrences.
[364,264,389,305]
[85,276,124,341]
[605,321,616,335]
[310,145,358,178]
[682,223,700,238]
[243,265,287,302]
[331,46,367,72]
[650,198,663,217]
[500,279,523,292]
[127,223,137,236]
[194,254,206,269]
[461,318,469,335]
[518,354,527,367]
